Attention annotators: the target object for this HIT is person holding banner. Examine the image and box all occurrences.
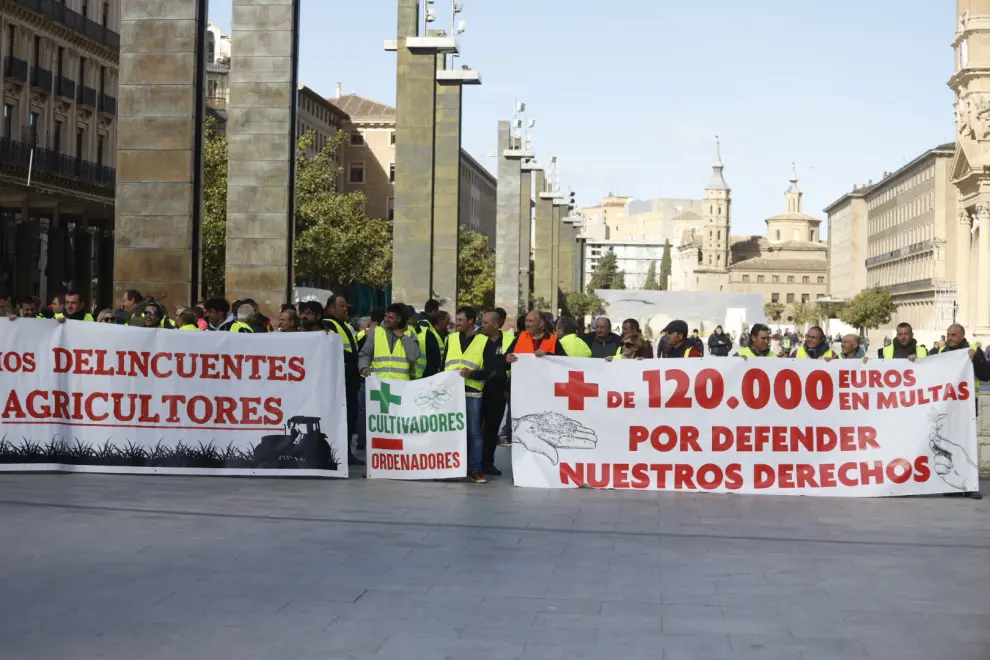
[792,326,833,359]
[55,290,94,322]
[737,323,775,359]
[444,306,496,484]
[480,311,512,476]
[606,334,648,360]
[506,311,568,359]
[882,322,928,361]
[359,304,420,381]
[556,316,592,357]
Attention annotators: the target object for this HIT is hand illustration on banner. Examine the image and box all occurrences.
[415,386,452,413]
[513,411,598,465]
[929,409,977,491]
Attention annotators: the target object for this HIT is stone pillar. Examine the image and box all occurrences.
[979,204,990,328]
[392,0,437,306]
[533,172,554,307]
[957,209,972,328]
[224,0,300,316]
[432,62,463,308]
[557,213,573,296]
[494,121,522,322]
[518,166,533,310]
[550,201,561,312]
[115,0,208,310]
[14,202,33,298]
[47,207,65,300]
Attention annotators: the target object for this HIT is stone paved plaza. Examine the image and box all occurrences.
[1,450,989,660]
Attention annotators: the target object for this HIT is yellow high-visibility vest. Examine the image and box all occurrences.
[371,326,412,380]
[444,331,487,391]
[560,334,592,357]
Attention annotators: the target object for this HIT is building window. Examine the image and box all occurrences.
[76,127,84,158]
[389,163,395,183]
[787,276,795,283]
[786,293,795,303]
[387,197,394,221]
[775,230,780,241]
[349,162,365,184]
[81,0,89,19]
[390,131,396,145]
[771,293,780,303]
[54,120,62,152]
[742,274,750,282]
[103,1,110,27]
[801,294,810,303]
[757,275,765,283]
[7,24,14,60]
[350,132,365,147]
[772,275,780,283]
[28,112,39,145]
[96,135,104,167]
[802,276,809,284]
[33,35,41,68]
[817,276,825,284]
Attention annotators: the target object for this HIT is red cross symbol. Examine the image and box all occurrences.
[554,371,599,410]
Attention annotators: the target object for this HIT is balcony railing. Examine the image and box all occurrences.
[4,57,28,83]
[56,76,75,100]
[884,279,934,296]
[31,66,52,91]
[0,137,114,194]
[11,0,121,50]
[77,85,97,108]
[98,93,116,115]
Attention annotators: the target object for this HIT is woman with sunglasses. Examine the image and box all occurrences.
[606,334,647,361]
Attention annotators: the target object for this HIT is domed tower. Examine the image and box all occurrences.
[702,137,731,272]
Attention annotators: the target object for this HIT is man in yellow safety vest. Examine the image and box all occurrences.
[556,316,593,357]
[737,324,776,359]
[793,326,833,359]
[444,306,495,484]
[479,310,513,476]
[882,322,927,361]
[359,303,420,381]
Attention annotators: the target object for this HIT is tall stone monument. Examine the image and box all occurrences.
[950,0,990,336]
[494,122,533,323]
[533,170,556,306]
[387,0,472,308]
[114,0,209,309]
[432,52,481,307]
[224,0,301,315]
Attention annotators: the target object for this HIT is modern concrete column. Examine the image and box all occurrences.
[533,172,555,306]
[225,0,300,316]
[392,0,438,306]
[957,209,972,328]
[979,204,990,328]
[115,0,208,310]
[518,166,534,309]
[556,203,575,298]
[550,201,562,312]
[494,121,527,322]
[46,207,64,300]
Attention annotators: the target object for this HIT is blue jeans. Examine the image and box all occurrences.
[465,396,484,473]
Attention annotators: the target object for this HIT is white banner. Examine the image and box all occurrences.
[365,371,467,480]
[0,319,348,477]
[510,352,979,497]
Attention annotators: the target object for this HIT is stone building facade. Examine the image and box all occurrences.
[823,184,872,303]
[0,0,119,309]
[673,151,828,323]
[328,88,496,241]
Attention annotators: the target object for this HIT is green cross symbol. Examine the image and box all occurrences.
[370,382,402,414]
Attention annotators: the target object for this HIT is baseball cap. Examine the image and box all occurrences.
[662,320,689,335]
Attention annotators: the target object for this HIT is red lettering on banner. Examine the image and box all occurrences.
[629,425,701,452]
[914,456,931,482]
[559,462,745,490]
[959,381,971,401]
[839,369,916,389]
[713,426,879,452]
[555,371,599,410]
[371,451,462,471]
[839,392,869,410]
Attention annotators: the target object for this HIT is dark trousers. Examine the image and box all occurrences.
[482,386,507,468]
[344,379,358,447]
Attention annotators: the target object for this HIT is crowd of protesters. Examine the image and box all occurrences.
[4,290,988,492]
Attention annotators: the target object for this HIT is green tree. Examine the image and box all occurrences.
[563,290,604,319]
[642,261,659,290]
[529,294,552,311]
[294,131,392,288]
[659,239,672,291]
[586,251,619,293]
[610,269,626,290]
[457,226,495,308]
[792,302,822,328]
[201,119,228,297]
[764,301,785,322]
[839,287,898,333]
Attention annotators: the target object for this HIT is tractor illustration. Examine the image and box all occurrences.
[252,416,337,470]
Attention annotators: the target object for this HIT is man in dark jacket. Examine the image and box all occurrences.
[658,320,702,358]
[707,325,732,357]
[584,316,621,358]
[882,322,927,360]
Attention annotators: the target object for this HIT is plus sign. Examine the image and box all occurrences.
[370,382,402,414]
[554,371,599,411]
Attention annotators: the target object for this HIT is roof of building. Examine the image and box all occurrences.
[730,257,827,272]
[708,140,730,191]
[460,149,496,187]
[327,93,396,121]
[764,212,822,223]
[301,86,350,120]
[672,210,703,222]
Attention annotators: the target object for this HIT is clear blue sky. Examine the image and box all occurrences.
[209,0,955,237]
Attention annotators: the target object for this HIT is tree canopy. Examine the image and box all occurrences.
[764,301,785,322]
[201,120,228,297]
[457,227,495,308]
[659,239,672,291]
[839,288,898,331]
[587,251,624,293]
[642,261,659,290]
[792,301,823,328]
[563,290,604,319]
